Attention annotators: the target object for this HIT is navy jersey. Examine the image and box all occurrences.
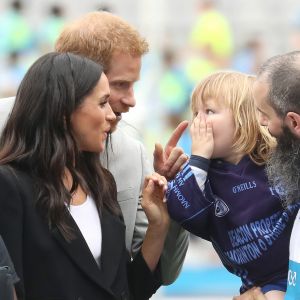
[167,155,299,293]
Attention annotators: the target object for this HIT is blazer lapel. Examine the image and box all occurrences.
[51,210,115,296]
[99,209,127,287]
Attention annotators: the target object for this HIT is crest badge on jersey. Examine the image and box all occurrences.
[214,195,229,217]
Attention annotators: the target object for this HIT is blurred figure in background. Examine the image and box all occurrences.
[0,0,35,98]
[96,3,113,12]
[0,0,33,55]
[0,51,26,97]
[184,0,233,86]
[231,36,265,75]
[159,48,192,115]
[189,0,233,67]
[158,47,192,154]
[36,4,66,54]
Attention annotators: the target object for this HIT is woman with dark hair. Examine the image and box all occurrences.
[0,52,169,300]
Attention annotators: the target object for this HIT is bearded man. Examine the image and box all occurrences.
[233,51,300,300]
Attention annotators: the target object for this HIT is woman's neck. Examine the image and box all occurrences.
[63,169,87,205]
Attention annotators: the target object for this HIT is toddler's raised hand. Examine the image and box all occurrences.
[190,112,214,159]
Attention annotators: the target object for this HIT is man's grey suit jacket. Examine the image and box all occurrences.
[101,124,188,284]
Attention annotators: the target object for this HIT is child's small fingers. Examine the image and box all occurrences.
[206,121,213,133]
[199,113,209,134]
[191,115,200,130]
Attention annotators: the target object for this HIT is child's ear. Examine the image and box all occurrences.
[285,112,300,138]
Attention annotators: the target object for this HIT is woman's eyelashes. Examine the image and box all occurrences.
[99,95,110,108]
[99,101,107,108]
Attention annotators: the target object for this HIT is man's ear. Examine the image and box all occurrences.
[285,112,300,138]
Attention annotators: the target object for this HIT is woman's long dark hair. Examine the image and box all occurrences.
[0,52,120,239]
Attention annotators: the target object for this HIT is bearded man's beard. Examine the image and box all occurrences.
[266,126,300,206]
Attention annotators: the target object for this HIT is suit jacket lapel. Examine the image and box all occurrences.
[100,210,127,286]
[51,209,116,296]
